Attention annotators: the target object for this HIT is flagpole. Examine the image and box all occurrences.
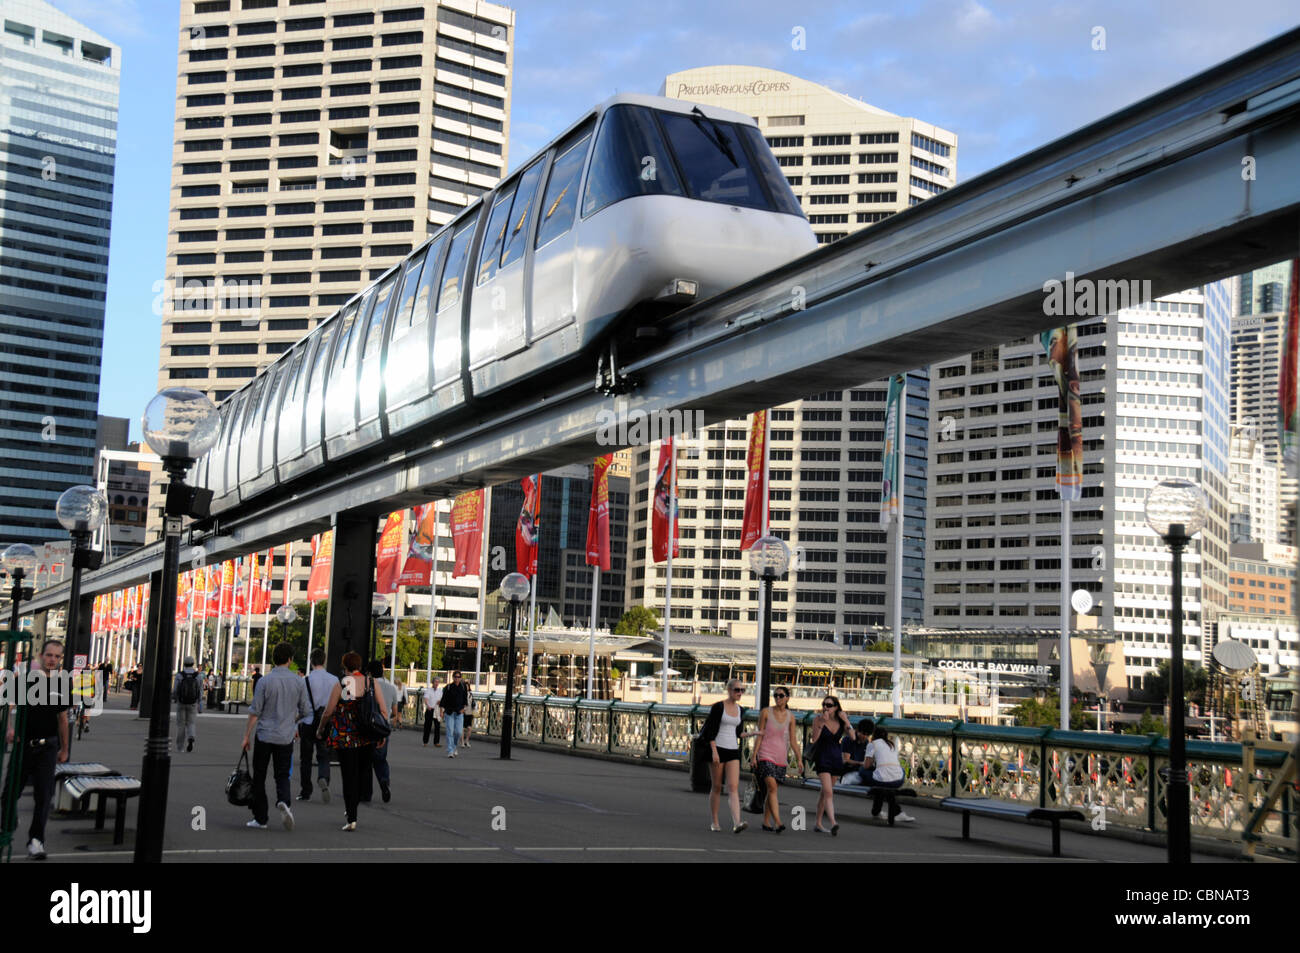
[243,556,254,675]
[662,440,677,704]
[893,377,906,718]
[474,487,491,693]
[1060,498,1071,730]
[587,563,599,698]
[426,501,441,683]
[259,549,271,669]
[186,571,196,663]
[214,568,226,681]
[306,601,316,664]
[526,571,537,695]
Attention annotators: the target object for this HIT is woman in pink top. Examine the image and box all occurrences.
[750,687,801,832]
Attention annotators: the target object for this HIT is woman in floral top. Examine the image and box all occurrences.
[317,651,372,831]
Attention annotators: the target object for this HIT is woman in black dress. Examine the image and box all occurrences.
[808,694,855,835]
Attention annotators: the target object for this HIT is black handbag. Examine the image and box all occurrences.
[357,676,391,741]
[225,751,254,806]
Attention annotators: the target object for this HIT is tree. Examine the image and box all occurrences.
[1143,660,1207,706]
[1124,710,1167,737]
[614,605,662,638]
[1010,692,1089,729]
[867,639,911,654]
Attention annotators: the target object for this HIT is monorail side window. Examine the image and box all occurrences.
[737,125,804,217]
[390,246,430,340]
[361,274,397,361]
[476,183,516,286]
[581,104,683,217]
[438,212,478,313]
[536,131,590,248]
[657,112,771,211]
[307,321,337,392]
[283,346,306,402]
[499,160,545,269]
[330,299,363,373]
[403,234,445,334]
[241,375,267,436]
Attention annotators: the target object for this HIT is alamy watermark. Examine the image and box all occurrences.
[1042,272,1151,317]
[152,268,262,322]
[595,400,704,447]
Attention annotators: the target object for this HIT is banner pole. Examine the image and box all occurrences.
[474,488,491,693]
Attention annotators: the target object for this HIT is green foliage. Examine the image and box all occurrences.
[1010,692,1090,729]
[374,619,442,671]
[1143,659,1207,705]
[1123,710,1168,737]
[614,605,662,638]
[867,639,911,654]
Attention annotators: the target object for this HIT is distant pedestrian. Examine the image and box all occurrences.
[241,643,312,832]
[861,725,914,823]
[317,651,371,831]
[172,656,204,752]
[439,670,469,758]
[750,686,800,832]
[700,678,748,833]
[126,664,143,709]
[363,660,400,803]
[422,677,443,747]
[808,695,855,835]
[462,683,474,748]
[2,639,69,859]
[297,649,335,803]
[251,666,262,696]
[394,679,407,729]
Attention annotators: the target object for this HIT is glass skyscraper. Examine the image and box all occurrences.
[0,0,119,544]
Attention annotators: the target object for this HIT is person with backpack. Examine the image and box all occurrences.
[297,649,336,803]
[172,656,204,752]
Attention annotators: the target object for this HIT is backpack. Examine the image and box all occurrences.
[178,671,201,705]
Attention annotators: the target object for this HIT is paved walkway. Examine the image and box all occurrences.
[10,692,1228,863]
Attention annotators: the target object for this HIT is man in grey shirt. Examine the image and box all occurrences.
[297,648,337,803]
[242,642,312,831]
[172,656,204,753]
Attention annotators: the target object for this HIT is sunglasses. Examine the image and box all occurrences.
[774,693,787,699]
[821,703,835,709]
[730,686,744,692]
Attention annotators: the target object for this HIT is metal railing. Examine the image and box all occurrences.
[472,693,1295,849]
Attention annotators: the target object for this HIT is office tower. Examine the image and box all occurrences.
[926,288,1233,689]
[158,0,514,403]
[0,1,119,544]
[622,67,953,642]
[1238,261,1292,316]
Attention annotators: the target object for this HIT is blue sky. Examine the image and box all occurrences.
[60,0,1298,438]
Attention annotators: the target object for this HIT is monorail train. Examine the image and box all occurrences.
[194,93,817,514]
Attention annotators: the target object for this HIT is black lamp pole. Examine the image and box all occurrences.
[758,572,774,712]
[500,600,519,760]
[7,569,27,633]
[134,460,188,863]
[1164,522,1191,864]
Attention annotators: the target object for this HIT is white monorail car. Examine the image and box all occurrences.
[195,93,816,513]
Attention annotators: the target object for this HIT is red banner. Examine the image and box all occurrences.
[205,565,220,617]
[1281,258,1300,462]
[586,455,612,571]
[254,549,273,614]
[375,511,406,594]
[516,474,541,576]
[219,560,235,614]
[306,531,333,602]
[652,438,678,562]
[451,490,484,578]
[232,559,248,616]
[741,410,768,550]
[176,571,190,624]
[397,503,436,587]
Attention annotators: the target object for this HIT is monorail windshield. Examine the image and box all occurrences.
[581,103,804,218]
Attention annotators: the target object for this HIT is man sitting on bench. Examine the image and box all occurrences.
[860,725,915,824]
[838,719,875,786]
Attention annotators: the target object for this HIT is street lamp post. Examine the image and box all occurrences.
[1144,478,1208,865]
[134,387,219,864]
[499,572,531,760]
[2,544,37,633]
[747,535,790,711]
[55,486,107,670]
[1089,643,1110,733]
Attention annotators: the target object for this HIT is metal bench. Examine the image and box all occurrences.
[941,796,1085,857]
[801,778,917,825]
[225,700,248,715]
[62,776,142,845]
[54,762,116,813]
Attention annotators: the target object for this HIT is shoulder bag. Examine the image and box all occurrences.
[357,675,391,741]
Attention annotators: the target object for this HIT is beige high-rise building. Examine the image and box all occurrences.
[621,67,956,647]
[149,0,514,605]
[157,0,514,404]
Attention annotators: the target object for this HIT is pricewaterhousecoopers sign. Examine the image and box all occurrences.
[676,80,792,97]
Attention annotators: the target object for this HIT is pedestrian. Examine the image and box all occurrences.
[172,655,204,753]
[296,648,335,803]
[838,718,875,786]
[808,694,855,835]
[860,725,914,823]
[241,642,312,831]
[363,660,400,803]
[2,640,69,860]
[422,676,443,747]
[462,682,474,748]
[126,663,143,709]
[317,651,371,831]
[700,678,748,833]
[750,685,800,832]
[439,670,469,758]
[205,667,217,708]
[394,678,406,729]
[98,659,113,695]
[251,666,262,696]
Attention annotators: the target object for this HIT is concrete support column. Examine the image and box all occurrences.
[324,512,378,675]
